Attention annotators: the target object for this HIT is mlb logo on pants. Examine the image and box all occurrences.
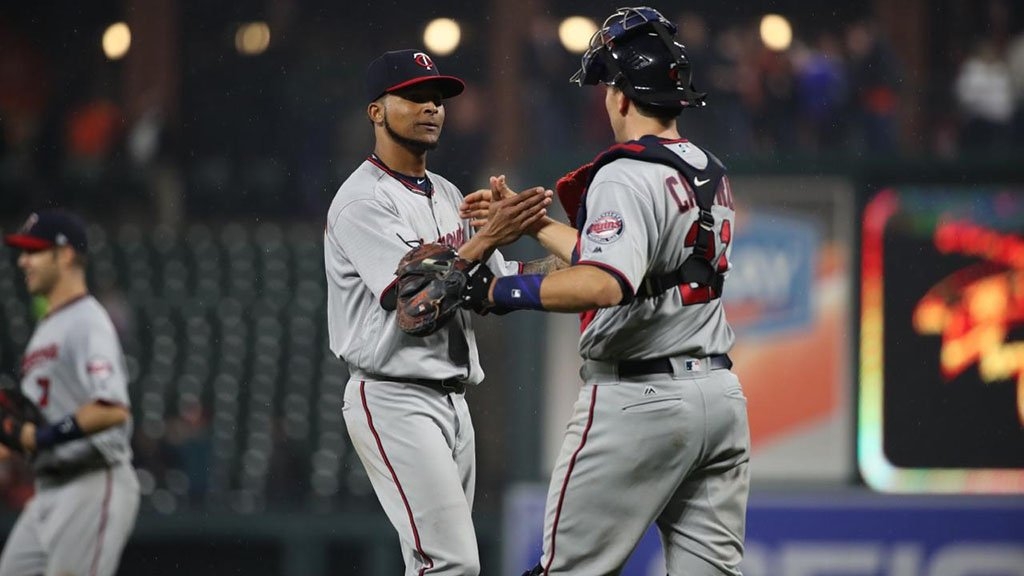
[684,359,702,371]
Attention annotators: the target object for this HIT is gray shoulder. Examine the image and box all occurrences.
[327,162,395,224]
[66,297,119,342]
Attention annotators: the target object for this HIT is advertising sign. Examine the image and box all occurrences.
[859,187,1024,493]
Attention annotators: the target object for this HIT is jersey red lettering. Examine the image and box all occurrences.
[21,344,59,374]
[666,175,692,213]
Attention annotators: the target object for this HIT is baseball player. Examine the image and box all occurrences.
[0,211,139,576]
[461,7,750,575]
[324,49,552,576]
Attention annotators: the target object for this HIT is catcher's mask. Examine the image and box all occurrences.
[570,6,706,112]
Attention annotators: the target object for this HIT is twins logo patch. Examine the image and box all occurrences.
[86,357,114,379]
[585,211,624,244]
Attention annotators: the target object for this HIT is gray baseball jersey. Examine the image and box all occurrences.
[327,156,518,576]
[325,156,520,384]
[576,140,736,360]
[0,294,139,576]
[533,139,750,576]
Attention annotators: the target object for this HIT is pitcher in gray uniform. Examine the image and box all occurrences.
[0,210,139,576]
[325,49,552,576]
[462,8,750,575]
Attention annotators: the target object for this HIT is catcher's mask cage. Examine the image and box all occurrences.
[570,6,706,111]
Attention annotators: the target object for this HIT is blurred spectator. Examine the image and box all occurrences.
[703,24,757,156]
[954,39,1015,151]
[164,392,212,506]
[522,15,580,163]
[0,22,49,158]
[65,95,123,165]
[845,19,902,152]
[673,12,717,147]
[791,33,849,152]
[0,20,51,211]
[751,35,798,153]
[1005,22,1024,146]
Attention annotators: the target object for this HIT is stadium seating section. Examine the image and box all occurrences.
[0,222,371,514]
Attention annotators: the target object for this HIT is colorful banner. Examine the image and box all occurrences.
[859,187,1024,493]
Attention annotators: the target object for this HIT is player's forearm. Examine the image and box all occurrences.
[539,266,624,311]
[74,401,131,434]
[457,233,497,262]
[20,402,129,453]
[529,217,576,262]
[488,265,624,313]
[521,254,569,276]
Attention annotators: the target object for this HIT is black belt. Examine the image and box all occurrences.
[369,375,466,394]
[618,354,732,378]
[35,454,113,485]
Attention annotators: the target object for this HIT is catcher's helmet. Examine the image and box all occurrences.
[570,6,706,112]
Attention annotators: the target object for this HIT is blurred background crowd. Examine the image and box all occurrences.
[1,0,1022,221]
[1,0,1022,574]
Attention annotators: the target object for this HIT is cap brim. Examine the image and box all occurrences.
[385,76,466,99]
[3,234,54,251]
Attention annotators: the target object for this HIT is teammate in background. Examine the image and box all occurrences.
[324,49,552,576]
[0,210,140,576]
[462,8,750,575]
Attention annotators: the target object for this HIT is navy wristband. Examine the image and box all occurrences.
[492,275,545,310]
[35,415,85,450]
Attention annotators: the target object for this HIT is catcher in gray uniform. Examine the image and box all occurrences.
[324,49,552,576]
[0,211,139,576]
[461,7,750,575]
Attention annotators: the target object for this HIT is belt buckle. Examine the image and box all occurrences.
[439,379,463,393]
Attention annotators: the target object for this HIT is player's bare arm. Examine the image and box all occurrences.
[521,254,569,276]
[479,264,623,313]
[19,401,130,454]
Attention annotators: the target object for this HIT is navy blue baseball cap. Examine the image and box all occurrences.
[4,210,88,253]
[366,49,465,102]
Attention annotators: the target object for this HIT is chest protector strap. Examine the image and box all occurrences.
[585,135,727,300]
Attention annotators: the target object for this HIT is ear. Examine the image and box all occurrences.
[368,101,384,125]
[616,91,630,116]
[55,246,77,268]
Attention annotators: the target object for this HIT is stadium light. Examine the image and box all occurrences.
[559,16,598,54]
[760,14,793,52]
[235,22,271,56]
[423,18,461,56]
[102,22,131,60]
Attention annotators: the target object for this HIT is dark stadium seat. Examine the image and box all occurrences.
[0,221,352,514]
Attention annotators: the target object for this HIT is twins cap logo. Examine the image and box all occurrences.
[20,213,39,233]
[413,52,434,69]
[586,211,625,245]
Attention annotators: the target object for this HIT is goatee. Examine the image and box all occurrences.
[384,115,439,154]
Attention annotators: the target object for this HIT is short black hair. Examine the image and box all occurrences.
[633,100,683,123]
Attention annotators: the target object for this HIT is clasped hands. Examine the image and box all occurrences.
[460,176,551,239]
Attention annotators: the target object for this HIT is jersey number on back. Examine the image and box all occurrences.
[667,175,732,305]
